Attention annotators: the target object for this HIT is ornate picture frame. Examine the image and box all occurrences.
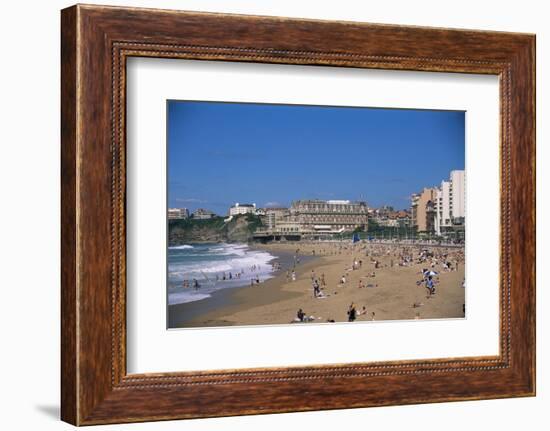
[61,4,535,425]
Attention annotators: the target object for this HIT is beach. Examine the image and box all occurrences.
[168,241,465,328]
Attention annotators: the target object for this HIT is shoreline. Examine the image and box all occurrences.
[168,241,465,329]
[168,247,318,328]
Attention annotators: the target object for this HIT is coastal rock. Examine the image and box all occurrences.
[168,214,263,245]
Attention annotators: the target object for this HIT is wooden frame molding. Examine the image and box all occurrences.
[61,4,535,425]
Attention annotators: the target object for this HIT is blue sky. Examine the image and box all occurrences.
[168,100,464,215]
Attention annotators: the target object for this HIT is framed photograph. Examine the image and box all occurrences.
[61,4,535,425]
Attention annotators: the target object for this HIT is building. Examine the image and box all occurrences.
[275,221,301,234]
[396,210,412,228]
[435,170,465,235]
[192,208,216,220]
[412,170,465,237]
[228,203,256,217]
[370,208,411,228]
[289,199,368,234]
[255,208,267,216]
[450,170,465,219]
[265,207,290,230]
[167,208,189,219]
[411,188,438,234]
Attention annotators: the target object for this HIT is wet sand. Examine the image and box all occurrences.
[168,241,465,328]
[168,250,317,328]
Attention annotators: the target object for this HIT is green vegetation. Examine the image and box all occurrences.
[168,216,226,231]
[241,213,264,232]
[365,219,417,240]
[168,213,264,245]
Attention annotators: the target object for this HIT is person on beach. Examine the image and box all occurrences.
[347,303,357,322]
[193,279,200,290]
[321,273,326,286]
[291,270,296,282]
[297,308,305,322]
[425,275,435,296]
[313,279,321,298]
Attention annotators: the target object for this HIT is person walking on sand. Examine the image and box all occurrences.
[425,275,435,296]
[313,279,321,298]
[347,303,357,322]
[291,270,296,282]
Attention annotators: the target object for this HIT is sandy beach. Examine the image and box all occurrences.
[168,241,465,328]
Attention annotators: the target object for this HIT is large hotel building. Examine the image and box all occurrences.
[289,199,369,234]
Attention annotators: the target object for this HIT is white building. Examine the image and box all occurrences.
[228,202,256,216]
[192,208,216,220]
[255,208,267,216]
[435,170,465,235]
[167,208,189,219]
[450,169,465,219]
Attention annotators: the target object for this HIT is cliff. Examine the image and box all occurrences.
[168,214,263,245]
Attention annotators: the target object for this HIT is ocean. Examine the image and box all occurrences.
[167,243,278,305]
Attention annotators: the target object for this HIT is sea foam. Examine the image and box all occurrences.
[167,243,276,305]
[168,244,194,250]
